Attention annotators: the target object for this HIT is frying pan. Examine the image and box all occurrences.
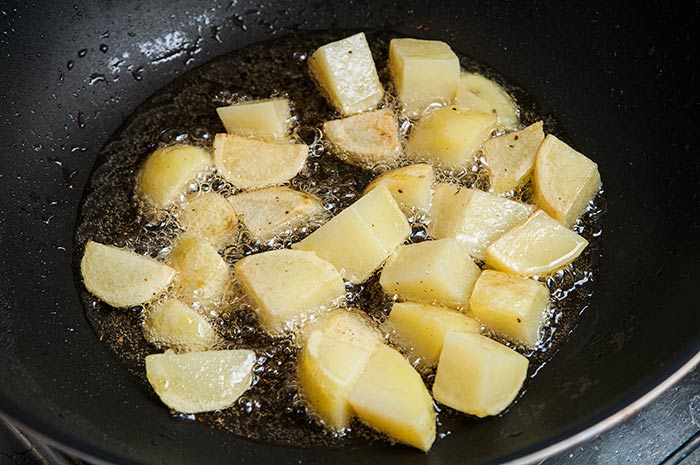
[1,1,698,464]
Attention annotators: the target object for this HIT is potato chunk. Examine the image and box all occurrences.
[323,109,401,169]
[485,210,588,276]
[470,270,549,347]
[136,144,211,209]
[308,32,383,115]
[429,184,534,260]
[178,192,238,250]
[298,331,373,430]
[81,241,176,308]
[216,98,291,141]
[533,134,601,226]
[388,302,479,366]
[482,121,545,194]
[389,38,460,117]
[146,349,255,414]
[454,72,520,130]
[300,308,383,352]
[406,107,497,171]
[433,332,528,417]
[293,185,410,284]
[143,299,218,352]
[364,164,435,215]
[213,134,307,190]
[169,236,232,307]
[235,249,345,334]
[348,345,436,451]
[379,238,481,310]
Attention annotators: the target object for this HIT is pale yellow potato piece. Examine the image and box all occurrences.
[293,186,409,284]
[379,238,481,310]
[348,345,436,451]
[298,331,373,431]
[299,308,383,352]
[216,98,291,141]
[482,121,545,194]
[323,109,401,169]
[235,249,345,334]
[429,184,534,260]
[136,144,211,209]
[470,270,549,347]
[143,298,218,352]
[454,72,520,130]
[389,38,460,117]
[146,349,255,414]
[228,187,324,243]
[405,107,497,171]
[388,302,480,366]
[485,209,588,276]
[213,133,307,190]
[433,332,528,417]
[364,164,435,215]
[533,134,601,227]
[308,32,384,115]
[178,192,238,250]
[169,235,232,307]
[81,241,176,308]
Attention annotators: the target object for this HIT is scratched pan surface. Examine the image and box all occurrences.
[0,1,699,464]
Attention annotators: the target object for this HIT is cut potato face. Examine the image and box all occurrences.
[389,38,460,117]
[454,72,520,130]
[406,107,497,171]
[298,331,373,430]
[299,308,383,352]
[81,241,176,308]
[216,98,291,141]
[482,121,545,194]
[470,270,549,347]
[308,32,384,115]
[235,249,346,334]
[379,238,481,310]
[485,209,588,276]
[293,185,410,284]
[228,187,325,243]
[136,144,211,209]
[348,344,436,451]
[178,192,238,250]
[146,349,255,414]
[213,133,308,190]
[323,109,401,169]
[143,298,218,352]
[433,332,528,418]
[533,134,601,227]
[364,163,435,216]
[388,302,480,366]
[429,184,534,260]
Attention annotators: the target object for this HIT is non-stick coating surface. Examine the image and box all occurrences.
[0,1,698,464]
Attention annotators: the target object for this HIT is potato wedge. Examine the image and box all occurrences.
[470,270,549,347]
[216,98,291,141]
[348,344,436,451]
[178,192,238,250]
[299,308,383,352]
[433,332,528,417]
[213,133,307,190]
[485,209,588,276]
[235,249,345,334]
[323,109,401,169]
[389,38,460,117]
[482,121,545,194]
[308,32,383,115]
[533,134,601,227]
[364,164,435,215]
[228,187,324,243]
[81,241,176,308]
[143,298,218,352]
[388,302,480,366]
[146,349,255,414]
[379,238,481,310]
[136,144,211,209]
[454,72,519,130]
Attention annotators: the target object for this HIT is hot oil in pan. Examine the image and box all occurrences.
[74,31,604,447]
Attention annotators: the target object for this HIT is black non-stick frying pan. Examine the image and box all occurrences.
[1,1,699,464]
